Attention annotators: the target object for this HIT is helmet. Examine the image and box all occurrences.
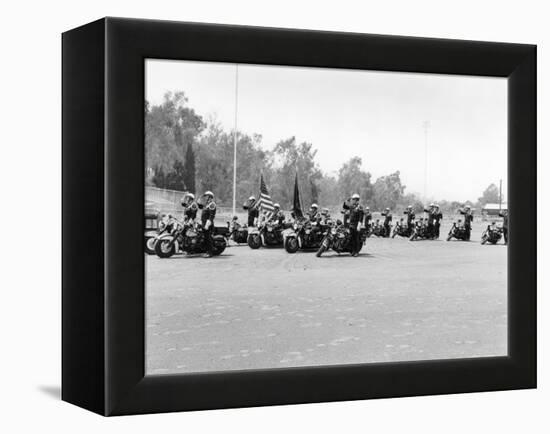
[429,203,434,207]
[311,203,318,209]
[351,193,360,200]
[365,206,370,210]
[248,196,256,201]
[407,205,412,209]
[434,203,439,208]
[385,207,390,211]
[274,203,280,209]
[204,191,214,198]
[465,205,471,210]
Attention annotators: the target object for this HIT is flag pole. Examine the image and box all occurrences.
[232,64,239,217]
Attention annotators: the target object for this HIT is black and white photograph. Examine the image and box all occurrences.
[144,59,508,375]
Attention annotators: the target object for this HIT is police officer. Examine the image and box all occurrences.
[364,206,372,229]
[342,193,365,256]
[424,203,435,237]
[199,191,217,257]
[307,203,321,223]
[404,205,415,230]
[243,196,259,227]
[180,193,198,223]
[381,207,393,238]
[499,209,508,244]
[268,203,285,226]
[459,205,474,240]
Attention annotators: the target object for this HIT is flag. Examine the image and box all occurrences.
[292,173,303,219]
[255,174,275,212]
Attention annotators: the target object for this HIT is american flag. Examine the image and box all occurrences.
[255,174,275,212]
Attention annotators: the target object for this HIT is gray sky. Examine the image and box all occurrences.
[145,59,507,203]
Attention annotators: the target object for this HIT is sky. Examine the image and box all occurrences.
[145,59,507,203]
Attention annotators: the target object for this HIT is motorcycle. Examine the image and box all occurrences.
[227,217,248,244]
[247,220,284,249]
[481,224,503,245]
[283,219,325,253]
[315,220,368,257]
[154,219,227,258]
[145,214,174,255]
[447,221,470,241]
[409,220,437,241]
[371,221,390,238]
[391,219,413,238]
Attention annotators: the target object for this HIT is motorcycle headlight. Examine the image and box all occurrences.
[293,223,298,230]
[331,228,337,235]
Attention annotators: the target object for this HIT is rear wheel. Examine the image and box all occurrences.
[247,234,262,249]
[285,237,299,253]
[155,239,176,258]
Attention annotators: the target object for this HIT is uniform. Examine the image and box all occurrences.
[433,209,443,238]
[364,210,372,228]
[268,209,285,226]
[381,211,393,237]
[183,201,198,222]
[342,200,365,255]
[404,209,415,229]
[199,200,217,254]
[424,207,435,236]
[243,200,259,227]
[459,208,474,240]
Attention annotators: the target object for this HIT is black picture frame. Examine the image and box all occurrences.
[62,17,536,416]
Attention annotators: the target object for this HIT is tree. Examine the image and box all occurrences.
[372,171,405,210]
[478,183,500,206]
[337,157,373,203]
[183,142,196,193]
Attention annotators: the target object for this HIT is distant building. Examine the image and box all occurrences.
[482,202,508,217]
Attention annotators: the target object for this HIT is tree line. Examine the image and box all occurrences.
[145,91,502,213]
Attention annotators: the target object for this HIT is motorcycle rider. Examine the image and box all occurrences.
[364,206,372,230]
[307,204,322,223]
[424,203,435,237]
[433,204,443,239]
[381,207,393,237]
[198,190,217,257]
[342,193,365,257]
[458,205,474,240]
[268,203,285,226]
[404,205,415,230]
[181,192,198,223]
[243,196,259,227]
[501,210,509,245]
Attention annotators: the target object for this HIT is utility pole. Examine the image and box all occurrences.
[422,121,430,200]
[232,64,239,217]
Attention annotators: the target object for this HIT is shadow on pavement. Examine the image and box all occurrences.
[37,385,61,400]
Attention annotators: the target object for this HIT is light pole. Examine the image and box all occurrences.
[232,64,239,217]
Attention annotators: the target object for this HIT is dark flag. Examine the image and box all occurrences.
[292,173,304,218]
[255,174,275,212]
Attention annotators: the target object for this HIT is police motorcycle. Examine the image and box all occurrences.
[226,216,248,244]
[447,219,470,241]
[283,217,326,253]
[154,218,227,258]
[480,222,503,245]
[371,219,389,237]
[247,217,285,249]
[391,218,413,238]
[409,219,437,241]
[315,219,367,257]
[145,213,175,254]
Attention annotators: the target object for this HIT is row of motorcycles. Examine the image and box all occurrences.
[146,214,505,259]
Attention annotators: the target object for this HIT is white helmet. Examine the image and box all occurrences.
[274,203,280,209]
[185,193,195,200]
[311,203,318,209]
[249,196,255,201]
[204,191,214,198]
[351,193,360,200]
[407,205,412,209]
[429,203,434,207]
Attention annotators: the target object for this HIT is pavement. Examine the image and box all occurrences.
[145,222,507,374]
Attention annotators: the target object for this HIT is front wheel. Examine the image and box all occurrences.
[145,236,157,254]
[247,234,262,249]
[155,238,176,258]
[316,244,327,258]
[284,237,300,253]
